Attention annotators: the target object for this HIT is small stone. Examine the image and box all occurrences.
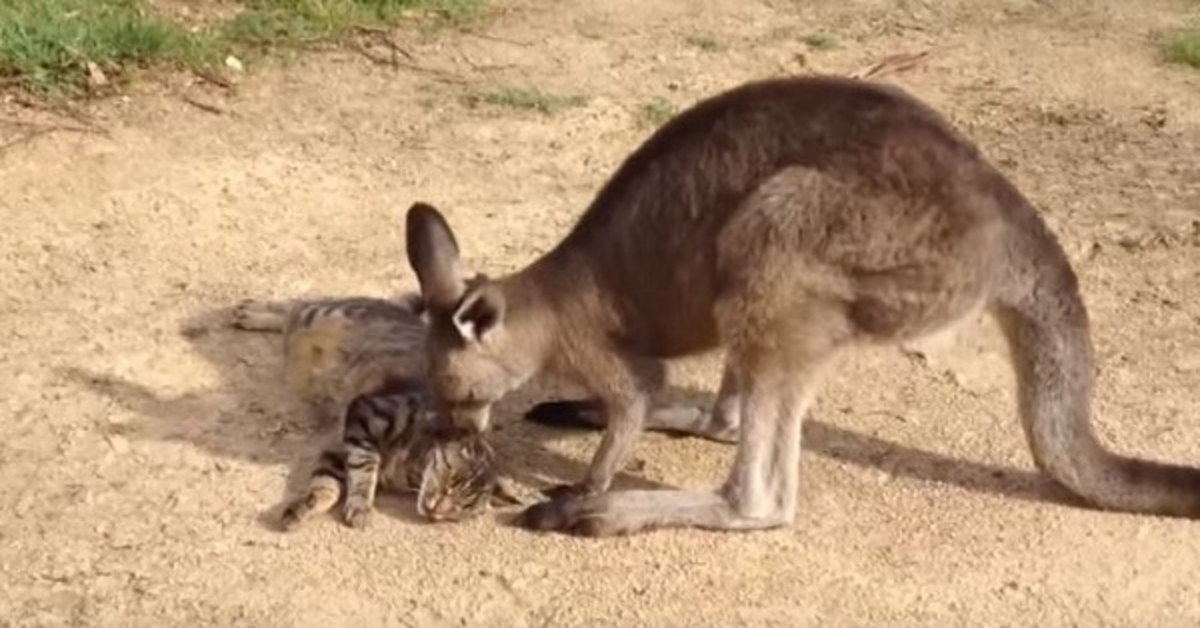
[1075,240,1101,262]
[224,56,244,72]
[86,62,109,89]
[13,492,33,518]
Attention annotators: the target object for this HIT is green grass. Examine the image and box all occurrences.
[462,86,587,115]
[1160,28,1200,69]
[638,96,676,128]
[685,34,722,53]
[0,0,197,91]
[0,0,486,94]
[802,31,837,50]
[216,0,482,48]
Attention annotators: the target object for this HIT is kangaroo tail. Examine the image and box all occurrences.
[996,230,1200,518]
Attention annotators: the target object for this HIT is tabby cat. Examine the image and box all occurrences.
[230,294,520,531]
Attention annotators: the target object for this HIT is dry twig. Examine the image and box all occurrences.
[345,39,469,85]
[460,31,534,47]
[180,93,227,115]
[8,92,103,130]
[353,27,417,61]
[0,94,108,154]
[191,68,236,91]
[846,49,934,81]
[0,122,103,155]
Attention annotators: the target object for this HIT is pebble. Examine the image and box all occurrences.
[13,492,33,518]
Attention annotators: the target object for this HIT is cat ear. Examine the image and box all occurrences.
[452,284,506,344]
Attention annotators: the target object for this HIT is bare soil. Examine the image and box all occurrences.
[2,0,1200,625]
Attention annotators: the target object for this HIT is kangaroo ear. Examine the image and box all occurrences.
[452,284,506,344]
[406,202,466,311]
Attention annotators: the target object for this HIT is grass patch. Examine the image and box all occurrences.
[638,96,676,128]
[685,34,722,53]
[0,0,486,95]
[802,31,838,50]
[217,0,482,49]
[1160,28,1200,69]
[463,86,587,115]
[0,0,200,92]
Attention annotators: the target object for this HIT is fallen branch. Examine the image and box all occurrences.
[353,26,417,61]
[460,31,535,48]
[0,118,96,135]
[345,39,470,85]
[459,51,519,73]
[0,123,102,154]
[846,49,934,81]
[8,92,103,131]
[180,93,227,115]
[191,68,236,91]
[0,129,53,153]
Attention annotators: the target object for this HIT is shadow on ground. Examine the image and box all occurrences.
[59,299,1081,534]
[58,300,672,532]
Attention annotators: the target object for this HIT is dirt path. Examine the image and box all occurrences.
[3,0,1200,625]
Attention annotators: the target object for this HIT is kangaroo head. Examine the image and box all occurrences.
[405,202,535,433]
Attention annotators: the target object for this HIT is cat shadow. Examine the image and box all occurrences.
[59,300,1081,535]
[56,301,668,533]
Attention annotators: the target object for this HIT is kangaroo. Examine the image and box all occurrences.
[403,74,1200,538]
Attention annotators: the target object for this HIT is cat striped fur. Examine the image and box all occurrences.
[230,293,520,531]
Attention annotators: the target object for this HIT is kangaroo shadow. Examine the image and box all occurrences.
[799,418,1079,508]
[59,299,1081,534]
[522,383,1083,513]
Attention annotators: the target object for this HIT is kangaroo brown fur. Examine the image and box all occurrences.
[404,74,1200,537]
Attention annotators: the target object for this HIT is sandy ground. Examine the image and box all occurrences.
[3,0,1200,625]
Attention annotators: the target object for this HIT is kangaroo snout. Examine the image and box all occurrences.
[445,403,492,434]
